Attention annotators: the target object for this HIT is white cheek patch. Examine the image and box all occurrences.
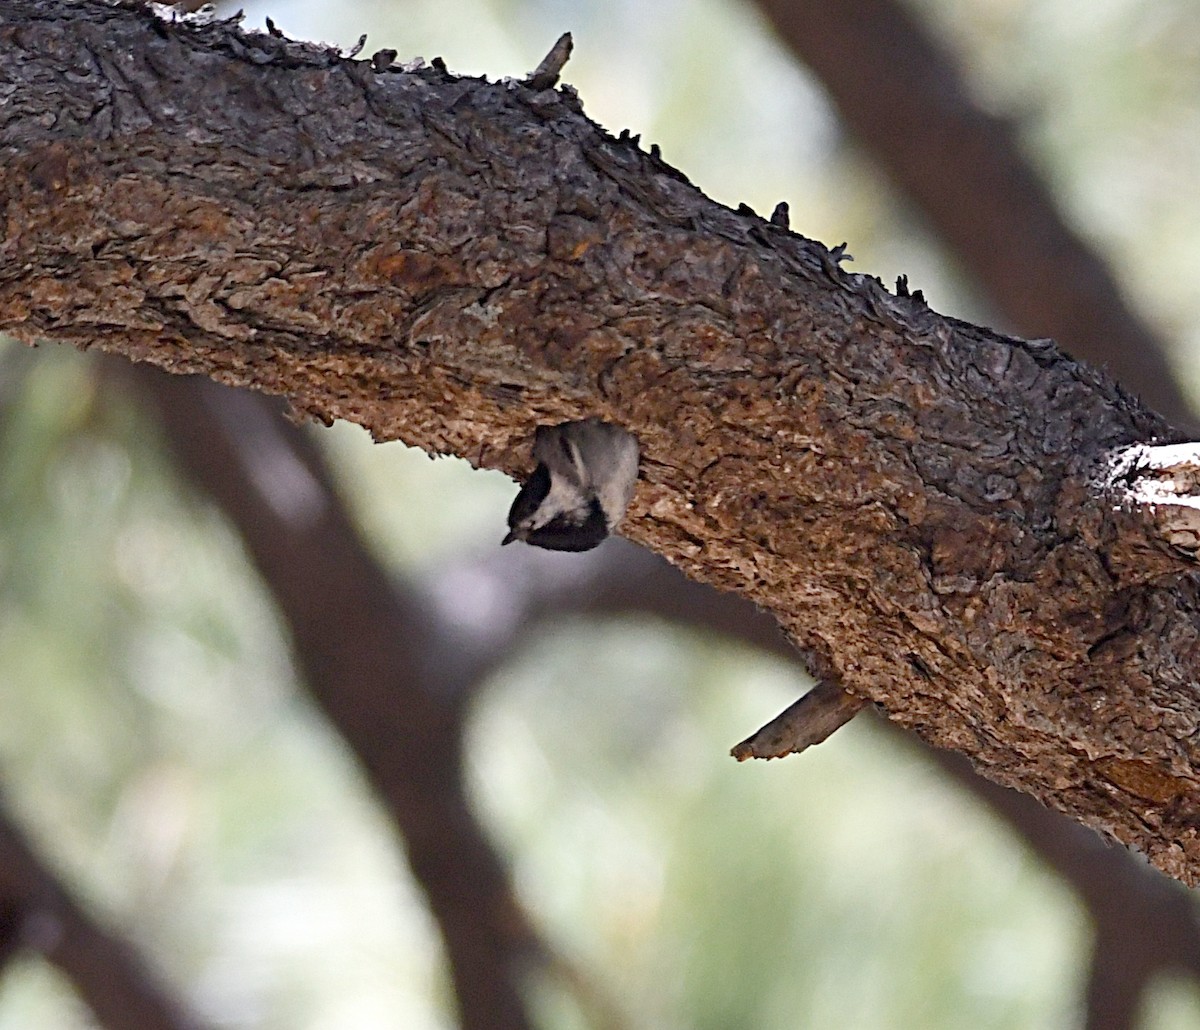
[528,476,589,530]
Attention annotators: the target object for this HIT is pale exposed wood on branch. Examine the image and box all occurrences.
[133,367,1200,1029]
[1110,442,1200,556]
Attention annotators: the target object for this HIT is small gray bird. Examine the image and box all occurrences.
[503,418,639,552]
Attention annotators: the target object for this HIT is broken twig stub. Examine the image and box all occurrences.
[732,681,867,761]
[525,32,573,91]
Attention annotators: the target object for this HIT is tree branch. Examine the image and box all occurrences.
[124,365,1200,1024]
[118,365,540,1030]
[730,680,866,760]
[0,801,204,1030]
[3,0,1200,883]
[753,0,1198,433]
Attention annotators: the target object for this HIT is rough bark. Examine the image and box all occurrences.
[129,362,1200,1029]
[2,1,1199,884]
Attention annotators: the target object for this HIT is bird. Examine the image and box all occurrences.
[503,418,639,552]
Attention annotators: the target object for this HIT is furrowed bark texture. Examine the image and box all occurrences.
[2,1,1199,882]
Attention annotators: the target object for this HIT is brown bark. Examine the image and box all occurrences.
[750,4,1200,1019]
[125,366,1200,1030]
[2,1,1199,884]
[731,679,866,760]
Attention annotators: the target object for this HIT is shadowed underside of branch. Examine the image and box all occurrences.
[1,0,1199,884]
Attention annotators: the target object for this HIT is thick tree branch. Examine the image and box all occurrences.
[3,1,1200,883]
[121,364,1200,1030]
[107,347,1200,1025]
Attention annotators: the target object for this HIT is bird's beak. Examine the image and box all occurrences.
[501,530,520,546]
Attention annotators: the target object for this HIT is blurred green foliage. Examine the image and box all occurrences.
[3,0,1200,1027]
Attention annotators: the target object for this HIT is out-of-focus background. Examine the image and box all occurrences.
[3,1,1200,1027]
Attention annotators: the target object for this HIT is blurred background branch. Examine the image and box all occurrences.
[0,799,205,1030]
[755,0,1197,432]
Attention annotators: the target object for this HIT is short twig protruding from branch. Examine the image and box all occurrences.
[731,680,867,761]
[526,32,573,91]
[371,49,397,72]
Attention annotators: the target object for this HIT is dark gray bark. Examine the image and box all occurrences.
[2,1,1199,884]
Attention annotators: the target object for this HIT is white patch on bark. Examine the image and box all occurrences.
[1108,442,1200,553]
